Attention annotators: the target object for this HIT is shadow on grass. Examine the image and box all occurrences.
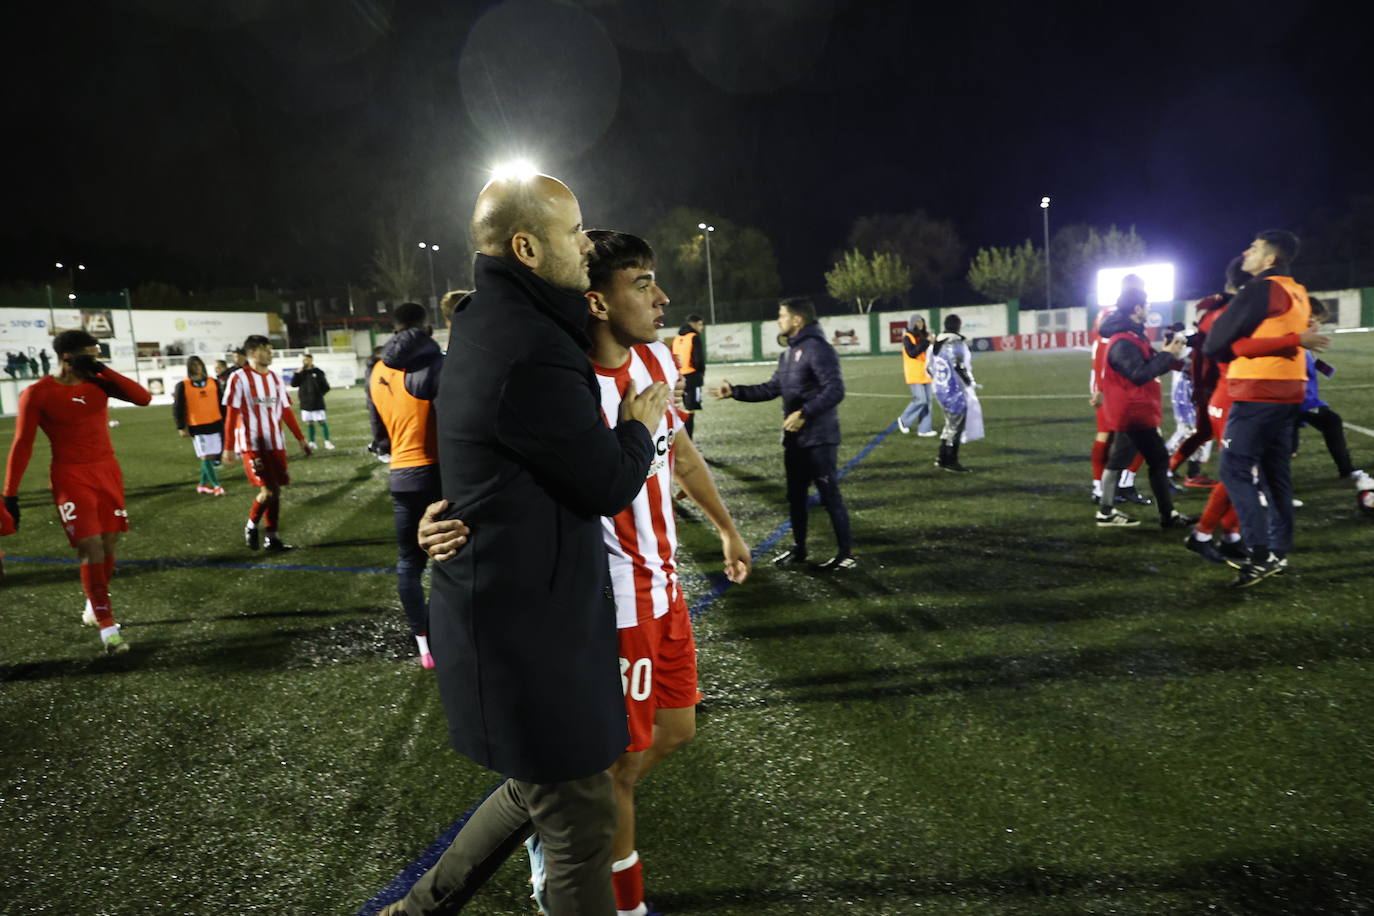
[652,850,1374,913]
[0,610,414,684]
[698,625,1372,711]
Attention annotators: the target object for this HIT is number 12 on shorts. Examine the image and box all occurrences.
[620,656,652,701]
[59,501,77,522]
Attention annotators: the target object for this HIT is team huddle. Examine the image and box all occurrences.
[3,173,1365,915]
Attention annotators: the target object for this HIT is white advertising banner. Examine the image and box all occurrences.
[941,303,1008,339]
[817,314,871,356]
[706,322,755,362]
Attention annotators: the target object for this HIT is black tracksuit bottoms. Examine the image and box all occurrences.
[784,441,852,556]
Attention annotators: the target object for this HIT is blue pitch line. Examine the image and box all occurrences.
[3,555,394,574]
[359,422,897,913]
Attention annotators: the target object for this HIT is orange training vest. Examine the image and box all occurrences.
[671,331,698,375]
[180,377,223,426]
[902,332,931,384]
[1228,275,1309,402]
[369,361,438,469]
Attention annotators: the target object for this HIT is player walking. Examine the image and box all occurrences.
[291,353,334,450]
[2,329,152,653]
[221,335,311,552]
[173,355,227,495]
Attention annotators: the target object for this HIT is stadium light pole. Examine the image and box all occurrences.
[418,242,439,317]
[56,261,85,302]
[697,223,716,324]
[1039,198,1052,309]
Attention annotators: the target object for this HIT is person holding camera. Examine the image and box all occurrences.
[1094,288,1193,528]
[2,329,151,653]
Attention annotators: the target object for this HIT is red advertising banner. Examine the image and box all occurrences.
[971,331,1093,352]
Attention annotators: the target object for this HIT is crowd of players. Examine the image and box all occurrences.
[1086,231,1372,587]
[2,174,1370,913]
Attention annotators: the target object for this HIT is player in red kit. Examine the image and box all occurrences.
[3,329,152,653]
[221,335,312,551]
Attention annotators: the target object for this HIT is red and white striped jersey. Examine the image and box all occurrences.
[594,341,683,630]
[224,368,293,452]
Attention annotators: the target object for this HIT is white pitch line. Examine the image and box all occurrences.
[1345,422,1374,439]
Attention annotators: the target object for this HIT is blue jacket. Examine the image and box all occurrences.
[731,322,844,447]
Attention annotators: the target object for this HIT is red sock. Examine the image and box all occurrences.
[1128,453,1145,473]
[1221,507,1239,534]
[263,495,280,531]
[611,852,644,912]
[1198,483,1232,535]
[80,562,115,629]
[1090,440,1108,483]
[248,500,265,525]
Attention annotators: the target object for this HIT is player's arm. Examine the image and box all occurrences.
[2,386,44,527]
[221,404,241,462]
[85,363,152,405]
[281,405,311,456]
[172,381,188,434]
[673,432,749,583]
[719,367,781,402]
[1203,280,1271,361]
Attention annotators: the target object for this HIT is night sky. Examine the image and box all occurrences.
[6,0,1372,300]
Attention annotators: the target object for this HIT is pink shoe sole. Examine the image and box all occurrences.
[420,652,435,670]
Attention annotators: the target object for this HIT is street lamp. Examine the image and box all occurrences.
[697,222,716,324]
[1039,198,1052,309]
[56,261,85,301]
[417,242,439,312]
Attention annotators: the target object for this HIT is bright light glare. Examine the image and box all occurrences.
[68,293,76,300]
[491,158,539,182]
[1040,196,1050,208]
[1096,263,1176,305]
[55,261,63,268]
[418,242,426,248]
[698,223,714,232]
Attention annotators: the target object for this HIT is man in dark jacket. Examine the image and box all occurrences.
[712,297,855,570]
[378,174,669,916]
[366,302,446,669]
[1094,287,1191,529]
[290,353,333,450]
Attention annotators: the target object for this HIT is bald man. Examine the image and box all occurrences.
[378,175,670,915]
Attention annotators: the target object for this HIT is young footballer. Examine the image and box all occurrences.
[221,335,312,551]
[291,353,334,450]
[2,329,152,653]
[526,230,752,916]
[173,355,227,495]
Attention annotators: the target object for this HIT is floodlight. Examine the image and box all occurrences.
[1096,263,1175,306]
[68,293,76,300]
[1040,196,1050,208]
[418,242,426,248]
[490,158,539,182]
[698,222,707,229]
[55,262,63,268]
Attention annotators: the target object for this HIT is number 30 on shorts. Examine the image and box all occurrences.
[620,656,652,701]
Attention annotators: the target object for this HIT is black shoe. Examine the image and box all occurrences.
[1216,538,1248,568]
[1117,487,1152,505]
[816,554,858,571]
[263,536,294,552]
[1160,510,1196,529]
[771,547,807,566]
[937,461,973,473]
[1184,533,1225,563]
[1230,554,1287,588]
[244,523,260,551]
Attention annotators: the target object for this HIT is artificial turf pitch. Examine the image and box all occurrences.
[2,343,1372,915]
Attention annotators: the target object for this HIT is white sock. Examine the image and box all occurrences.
[1119,470,1136,488]
[611,850,639,872]
[415,634,430,656]
[1193,531,1213,542]
[99,624,121,641]
[617,906,648,916]
[1224,532,1242,543]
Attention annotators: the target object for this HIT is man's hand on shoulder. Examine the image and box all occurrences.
[418,499,470,562]
[619,379,671,431]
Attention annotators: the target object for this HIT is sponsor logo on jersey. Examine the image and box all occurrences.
[71,396,86,404]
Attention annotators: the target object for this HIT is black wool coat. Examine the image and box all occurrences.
[429,254,654,783]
